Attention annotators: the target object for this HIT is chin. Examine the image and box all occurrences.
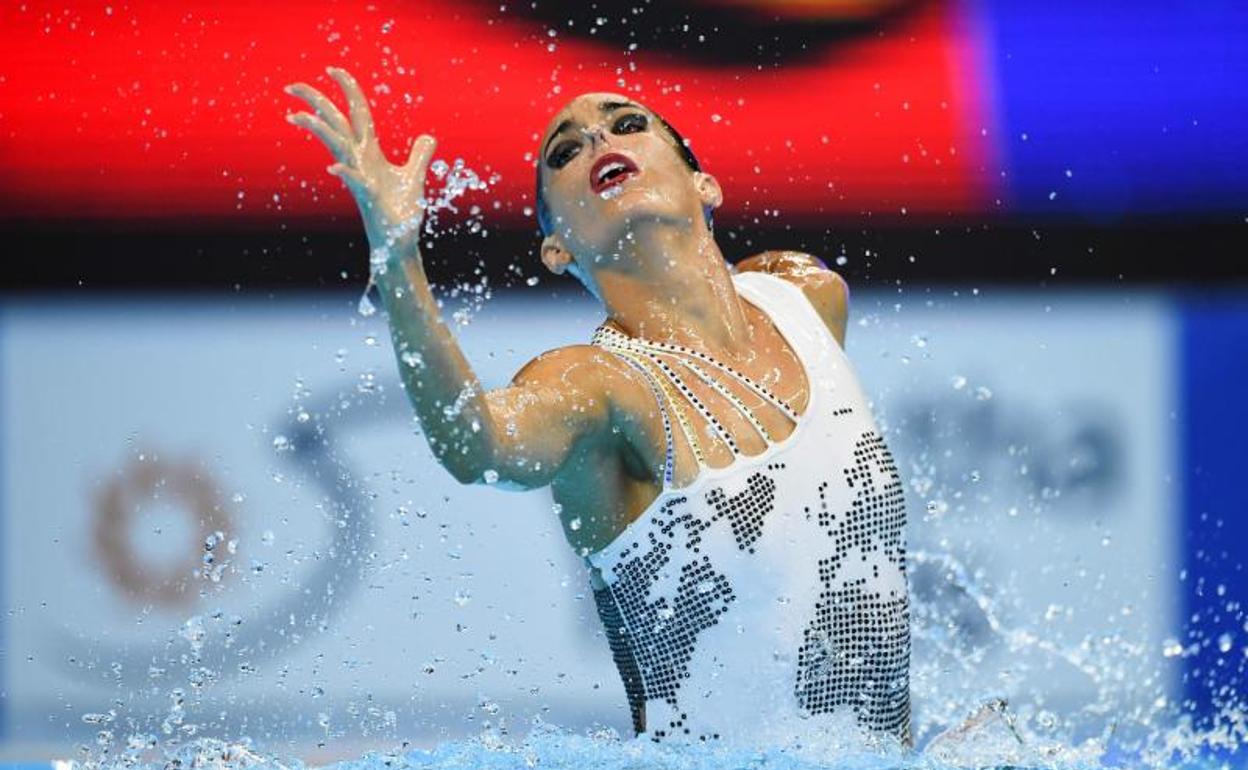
[593,190,697,238]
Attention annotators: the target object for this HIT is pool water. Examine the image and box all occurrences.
[71,716,1238,770]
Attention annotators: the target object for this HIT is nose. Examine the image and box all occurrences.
[580,123,609,148]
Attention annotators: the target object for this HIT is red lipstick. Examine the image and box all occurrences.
[589,152,640,195]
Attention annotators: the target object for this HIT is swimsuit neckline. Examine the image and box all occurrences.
[585,271,821,566]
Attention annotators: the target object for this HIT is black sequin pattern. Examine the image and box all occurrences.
[795,577,911,740]
[593,584,648,735]
[595,424,911,743]
[704,467,780,553]
[807,431,907,576]
[601,497,738,739]
[796,429,911,742]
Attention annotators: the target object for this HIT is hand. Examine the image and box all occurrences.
[284,66,437,264]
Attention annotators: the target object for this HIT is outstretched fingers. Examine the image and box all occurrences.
[326,66,376,145]
[284,82,352,138]
[286,111,352,163]
[327,162,368,194]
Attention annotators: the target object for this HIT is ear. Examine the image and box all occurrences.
[540,234,573,275]
[693,171,723,210]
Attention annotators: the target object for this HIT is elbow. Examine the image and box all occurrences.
[444,456,542,490]
[444,457,484,486]
[439,439,538,489]
[433,435,495,486]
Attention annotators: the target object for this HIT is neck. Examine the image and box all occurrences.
[593,223,751,356]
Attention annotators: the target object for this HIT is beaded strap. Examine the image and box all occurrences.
[628,347,741,456]
[593,324,801,424]
[608,352,676,485]
[608,346,708,470]
[669,356,775,444]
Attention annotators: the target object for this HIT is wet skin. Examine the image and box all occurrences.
[285,73,848,558]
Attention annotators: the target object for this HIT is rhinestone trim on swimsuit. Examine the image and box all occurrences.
[592,324,802,424]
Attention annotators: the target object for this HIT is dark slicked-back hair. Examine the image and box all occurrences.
[535,111,712,237]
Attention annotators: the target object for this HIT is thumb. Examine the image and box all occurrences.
[405,134,437,173]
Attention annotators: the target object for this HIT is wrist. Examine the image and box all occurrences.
[374,244,425,293]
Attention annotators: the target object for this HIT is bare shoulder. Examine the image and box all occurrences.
[509,342,657,406]
[511,343,612,385]
[735,250,849,344]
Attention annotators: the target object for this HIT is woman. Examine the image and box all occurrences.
[285,66,911,747]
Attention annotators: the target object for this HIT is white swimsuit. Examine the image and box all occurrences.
[585,271,911,746]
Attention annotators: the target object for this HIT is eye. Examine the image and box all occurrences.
[546,139,582,170]
[612,112,648,135]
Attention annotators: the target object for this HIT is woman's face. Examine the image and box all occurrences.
[538,92,713,264]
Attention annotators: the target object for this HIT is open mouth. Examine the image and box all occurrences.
[589,152,640,195]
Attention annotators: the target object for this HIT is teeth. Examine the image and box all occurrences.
[597,161,627,184]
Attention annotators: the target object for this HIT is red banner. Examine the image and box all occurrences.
[0,0,998,225]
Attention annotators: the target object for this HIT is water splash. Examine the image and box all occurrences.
[64,717,1225,770]
[357,158,497,318]
[58,375,1246,770]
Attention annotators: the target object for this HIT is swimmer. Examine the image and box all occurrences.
[285,67,912,747]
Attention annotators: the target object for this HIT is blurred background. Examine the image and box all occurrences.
[1,0,1245,763]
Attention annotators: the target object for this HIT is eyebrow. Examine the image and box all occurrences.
[543,101,643,157]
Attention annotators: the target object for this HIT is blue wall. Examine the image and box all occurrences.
[983,1,1248,218]
[1180,294,1248,723]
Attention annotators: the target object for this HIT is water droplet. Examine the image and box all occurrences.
[180,616,206,652]
[1162,638,1184,657]
[1036,710,1058,730]
[482,469,499,484]
[569,517,582,531]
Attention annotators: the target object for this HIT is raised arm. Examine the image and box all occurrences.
[285,67,609,487]
[379,249,612,486]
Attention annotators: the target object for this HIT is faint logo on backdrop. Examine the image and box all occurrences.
[92,453,234,608]
[495,0,919,63]
[893,383,1123,516]
[48,381,384,689]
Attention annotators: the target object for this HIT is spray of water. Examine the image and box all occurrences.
[357,158,496,319]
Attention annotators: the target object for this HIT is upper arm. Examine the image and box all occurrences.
[479,345,614,489]
[737,250,849,346]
